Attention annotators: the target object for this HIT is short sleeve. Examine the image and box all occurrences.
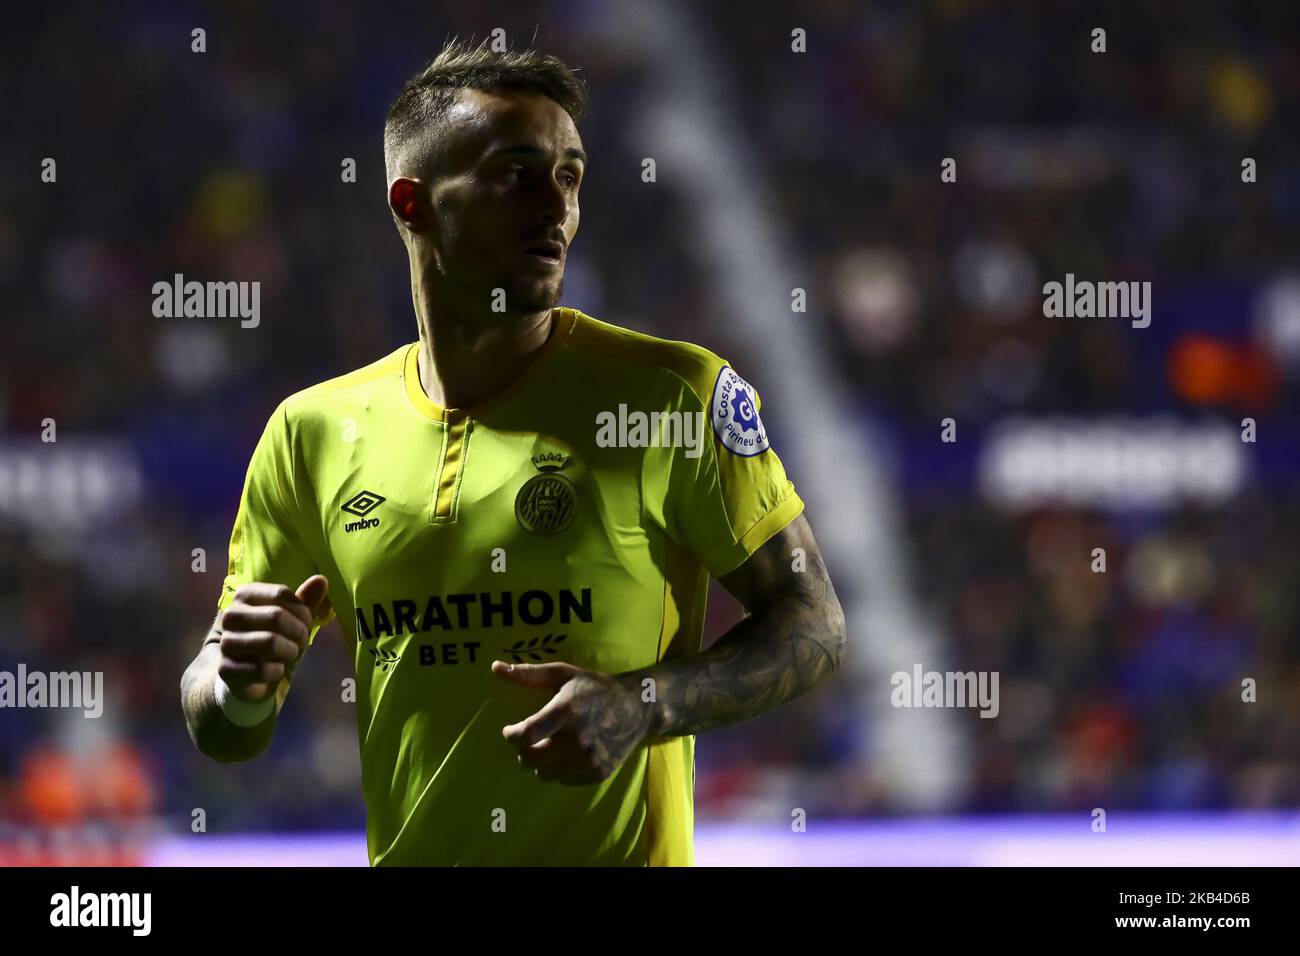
[663,363,804,578]
[217,402,334,648]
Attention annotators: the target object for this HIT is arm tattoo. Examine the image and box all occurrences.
[635,514,847,738]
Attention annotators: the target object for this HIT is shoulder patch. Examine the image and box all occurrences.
[710,366,769,456]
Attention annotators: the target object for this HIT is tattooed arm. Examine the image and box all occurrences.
[636,512,846,738]
[493,512,844,783]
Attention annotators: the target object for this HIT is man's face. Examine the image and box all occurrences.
[415,88,584,315]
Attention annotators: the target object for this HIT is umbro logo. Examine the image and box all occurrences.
[342,490,385,532]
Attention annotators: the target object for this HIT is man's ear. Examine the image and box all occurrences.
[388,178,424,230]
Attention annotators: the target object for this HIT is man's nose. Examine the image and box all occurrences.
[536,173,570,226]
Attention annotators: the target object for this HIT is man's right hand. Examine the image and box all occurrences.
[216,575,331,704]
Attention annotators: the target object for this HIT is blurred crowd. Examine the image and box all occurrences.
[694,0,1300,817]
[1,0,1297,852]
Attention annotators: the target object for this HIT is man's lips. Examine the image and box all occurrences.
[523,240,564,262]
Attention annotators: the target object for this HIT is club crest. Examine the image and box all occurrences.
[515,453,577,535]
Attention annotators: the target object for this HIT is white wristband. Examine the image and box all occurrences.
[214,674,277,728]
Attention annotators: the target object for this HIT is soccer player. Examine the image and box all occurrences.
[180,39,846,866]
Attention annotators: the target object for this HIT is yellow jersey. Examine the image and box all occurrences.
[216,307,804,865]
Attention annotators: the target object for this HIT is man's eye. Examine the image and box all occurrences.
[562,172,579,188]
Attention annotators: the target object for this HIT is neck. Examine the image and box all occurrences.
[410,258,556,411]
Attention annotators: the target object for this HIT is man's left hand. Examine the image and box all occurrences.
[493,660,653,785]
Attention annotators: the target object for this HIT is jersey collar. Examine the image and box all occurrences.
[403,307,578,423]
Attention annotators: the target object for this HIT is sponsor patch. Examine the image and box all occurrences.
[710,366,769,456]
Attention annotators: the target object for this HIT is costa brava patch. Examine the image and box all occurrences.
[710,366,770,456]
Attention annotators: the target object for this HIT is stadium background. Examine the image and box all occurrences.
[1,0,1298,864]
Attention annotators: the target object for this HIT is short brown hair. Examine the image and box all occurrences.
[383,37,589,184]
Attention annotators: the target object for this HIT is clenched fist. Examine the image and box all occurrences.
[217,575,331,704]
